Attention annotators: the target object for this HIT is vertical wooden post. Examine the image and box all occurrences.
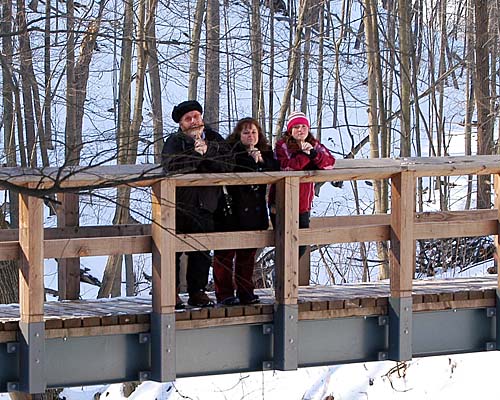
[390,171,415,297]
[274,176,299,370]
[57,192,80,300]
[493,174,500,349]
[18,188,46,393]
[150,179,176,382]
[275,176,300,303]
[388,170,415,361]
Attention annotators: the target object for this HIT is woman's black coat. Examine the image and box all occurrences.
[216,142,279,232]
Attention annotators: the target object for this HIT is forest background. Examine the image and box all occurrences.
[0,0,497,398]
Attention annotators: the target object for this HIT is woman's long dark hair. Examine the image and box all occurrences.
[282,126,317,152]
[227,117,271,152]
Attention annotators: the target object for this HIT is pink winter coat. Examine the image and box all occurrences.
[269,137,335,213]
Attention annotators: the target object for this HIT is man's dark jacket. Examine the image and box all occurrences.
[161,127,233,227]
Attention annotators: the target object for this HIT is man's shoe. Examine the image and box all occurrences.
[175,294,185,310]
[188,291,214,307]
[218,296,240,306]
[239,294,260,305]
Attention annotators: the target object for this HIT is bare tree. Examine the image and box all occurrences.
[275,0,309,134]
[188,0,205,101]
[204,0,220,129]
[474,0,492,208]
[250,0,264,121]
[398,0,412,157]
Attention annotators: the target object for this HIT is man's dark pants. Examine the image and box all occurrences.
[176,209,214,294]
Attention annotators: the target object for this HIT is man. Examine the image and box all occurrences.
[161,100,232,308]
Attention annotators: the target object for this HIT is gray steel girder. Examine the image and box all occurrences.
[0,308,495,391]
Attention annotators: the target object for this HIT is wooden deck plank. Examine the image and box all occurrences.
[0,276,494,341]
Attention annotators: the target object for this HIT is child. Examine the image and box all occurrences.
[269,111,335,258]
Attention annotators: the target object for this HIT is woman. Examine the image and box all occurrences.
[269,111,335,258]
[214,118,278,305]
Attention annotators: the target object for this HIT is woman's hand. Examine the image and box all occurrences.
[248,146,264,163]
[300,141,313,155]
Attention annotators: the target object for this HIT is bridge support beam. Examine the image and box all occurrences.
[18,321,45,393]
[388,296,412,360]
[274,304,298,370]
[150,313,176,381]
[151,180,177,382]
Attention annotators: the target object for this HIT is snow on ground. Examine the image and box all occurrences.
[51,351,500,399]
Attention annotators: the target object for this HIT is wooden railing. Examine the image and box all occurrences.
[1,155,500,392]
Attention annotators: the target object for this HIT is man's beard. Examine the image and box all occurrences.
[184,125,204,139]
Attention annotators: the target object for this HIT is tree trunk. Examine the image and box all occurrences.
[364,0,388,279]
[398,0,411,157]
[300,0,316,114]
[1,0,19,226]
[188,0,205,101]
[65,0,78,166]
[275,0,309,134]
[474,0,492,209]
[268,0,275,142]
[250,0,263,121]
[99,0,134,298]
[316,1,324,142]
[16,0,37,167]
[204,0,220,129]
[43,0,52,150]
[463,0,474,210]
[437,0,448,210]
[332,0,347,129]
[146,0,163,162]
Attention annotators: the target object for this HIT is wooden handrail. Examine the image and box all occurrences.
[1,155,500,190]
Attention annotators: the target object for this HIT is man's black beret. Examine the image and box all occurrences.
[171,100,203,123]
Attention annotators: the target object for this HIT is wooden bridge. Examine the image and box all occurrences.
[0,155,499,393]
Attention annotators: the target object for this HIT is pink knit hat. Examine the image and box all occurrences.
[287,111,310,132]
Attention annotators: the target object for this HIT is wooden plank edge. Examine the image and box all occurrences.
[413,298,494,312]
[45,323,150,339]
[177,314,273,330]
[299,306,387,321]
